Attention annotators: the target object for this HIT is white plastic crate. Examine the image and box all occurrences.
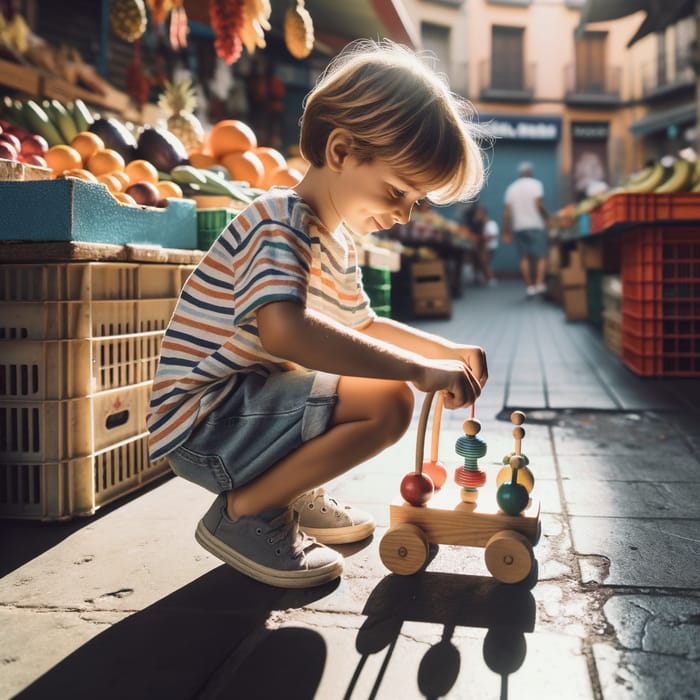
[0,380,152,463]
[0,262,195,302]
[0,432,171,520]
[0,297,176,340]
[0,331,164,399]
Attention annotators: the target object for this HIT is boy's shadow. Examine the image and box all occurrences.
[14,566,337,700]
[348,566,537,700]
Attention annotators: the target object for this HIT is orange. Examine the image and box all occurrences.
[56,168,99,182]
[268,167,303,187]
[156,180,184,199]
[45,145,83,175]
[219,150,264,187]
[70,131,105,165]
[107,169,131,189]
[188,150,218,169]
[111,191,137,205]
[125,158,159,185]
[97,173,124,192]
[207,120,257,159]
[253,146,287,188]
[87,149,125,176]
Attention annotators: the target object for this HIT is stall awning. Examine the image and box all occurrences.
[629,101,697,135]
[577,0,695,47]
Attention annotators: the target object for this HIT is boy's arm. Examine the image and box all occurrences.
[256,301,483,408]
[360,315,487,387]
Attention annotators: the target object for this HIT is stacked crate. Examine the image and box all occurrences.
[621,226,700,377]
[0,261,194,520]
[361,265,392,318]
[196,208,239,251]
[602,275,622,357]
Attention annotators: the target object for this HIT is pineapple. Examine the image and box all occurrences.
[158,79,205,153]
[109,0,147,42]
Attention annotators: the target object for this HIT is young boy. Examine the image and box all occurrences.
[147,40,488,589]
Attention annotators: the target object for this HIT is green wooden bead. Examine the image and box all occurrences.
[497,482,529,515]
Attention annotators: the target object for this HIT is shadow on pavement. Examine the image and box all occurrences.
[349,571,537,699]
[14,565,337,700]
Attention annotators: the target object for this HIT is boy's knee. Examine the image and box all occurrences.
[381,382,414,441]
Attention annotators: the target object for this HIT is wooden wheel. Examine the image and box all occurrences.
[379,523,429,575]
[484,530,533,584]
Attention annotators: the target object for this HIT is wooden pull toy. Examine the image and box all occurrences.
[380,394,541,584]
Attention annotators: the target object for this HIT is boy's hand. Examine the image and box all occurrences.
[452,345,488,388]
[413,359,482,410]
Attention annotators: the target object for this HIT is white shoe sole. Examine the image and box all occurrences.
[195,519,344,588]
[300,520,376,545]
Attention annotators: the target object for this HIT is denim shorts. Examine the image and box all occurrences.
[514,228,548,258]
[166,369,339,494]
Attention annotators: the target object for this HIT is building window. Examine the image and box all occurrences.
[575,31,607,93]
[491,25,524,90]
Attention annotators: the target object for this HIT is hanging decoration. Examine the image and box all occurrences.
[145,0,171,25]
[240,0,271,55]
[109,0,148,43]
[209,0,245,65]
[169,0,189,51]
[284,0,314,60]
[126,39,151,105]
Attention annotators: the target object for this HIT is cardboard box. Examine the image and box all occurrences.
[578,239,604,270]
[562,286,588,321]
[410,260,451,318]
[0,179,197,248]
[560,265,587,288]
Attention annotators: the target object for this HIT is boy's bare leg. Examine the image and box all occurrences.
[227,377,414,520]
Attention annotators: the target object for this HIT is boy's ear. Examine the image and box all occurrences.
[325,128,353,173]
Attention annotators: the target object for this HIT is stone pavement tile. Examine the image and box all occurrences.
[563,480,700,518]
[551,412,692,458]
[603,594,700,659]
[570,516,700,588]
[559,453,699,482]
[548,387,618,410]
[593,644,700,700]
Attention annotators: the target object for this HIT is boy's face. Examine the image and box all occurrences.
[332,157,426,235]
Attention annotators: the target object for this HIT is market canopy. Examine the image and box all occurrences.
[577,0,695,46]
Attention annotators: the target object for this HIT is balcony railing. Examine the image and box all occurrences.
[478,59,535,102]
[641,49,695,101]
[564,63,621,106]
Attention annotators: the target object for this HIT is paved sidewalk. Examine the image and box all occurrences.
[1,280,699,700]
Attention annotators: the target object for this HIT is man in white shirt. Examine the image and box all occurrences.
[502,162,549,296]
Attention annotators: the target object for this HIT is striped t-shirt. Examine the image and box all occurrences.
[147,188,375,462]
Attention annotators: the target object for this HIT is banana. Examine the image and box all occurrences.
[71,98,94,133]
[654,158,693,193]
[624,161,666,193]
[625,166,652,187]
[22,100,64,146]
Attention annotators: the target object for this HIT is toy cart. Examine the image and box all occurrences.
[379,392,540,584]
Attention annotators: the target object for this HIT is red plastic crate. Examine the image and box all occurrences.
[622,347,700,377]
[591,194,700,234]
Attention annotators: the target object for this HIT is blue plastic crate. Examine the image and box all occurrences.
[0,179,197,248]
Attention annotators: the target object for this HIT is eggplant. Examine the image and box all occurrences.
[88,117,137,162]
[136,127,189,173]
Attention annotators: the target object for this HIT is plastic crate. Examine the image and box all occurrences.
[0,262,194,302]
[0,331,164,400]
[591,193,700,233]
[0,380,152,463]
[0,179,197,247]
[361,266,391,286]
[0,297,176,340]
[0,432,170,520]
[622,347,700,377]
[365,283,391,308]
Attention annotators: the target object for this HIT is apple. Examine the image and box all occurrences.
[400,472,434,506]
[4,124,29,141]
[0,142,18,161]
[20,134,48,156]
[0,132,21,154]
[125,181,160,207]
[18,153,48,167]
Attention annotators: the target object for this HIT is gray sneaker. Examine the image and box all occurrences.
[292,488,376,545]
[195,494,344,588]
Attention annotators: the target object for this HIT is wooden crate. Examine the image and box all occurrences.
[410,261,451,318]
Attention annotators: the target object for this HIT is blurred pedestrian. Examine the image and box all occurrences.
[502,162,549,296]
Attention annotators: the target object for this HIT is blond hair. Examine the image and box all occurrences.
[299,39,485,204]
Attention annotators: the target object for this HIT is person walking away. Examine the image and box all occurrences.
[147,39,488,590]
[502,162,549,296]
[462,203,488,285]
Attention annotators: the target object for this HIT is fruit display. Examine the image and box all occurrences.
[157,79,205,153]
[209,0,273,64]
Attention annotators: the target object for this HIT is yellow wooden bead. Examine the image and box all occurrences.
[463,418,481,436]
[496,465,535,493]
[512,426,525,440]
[510,410,525,425]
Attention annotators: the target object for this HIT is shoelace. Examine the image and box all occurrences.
[307,487,339,508]
[267,510,310,559]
